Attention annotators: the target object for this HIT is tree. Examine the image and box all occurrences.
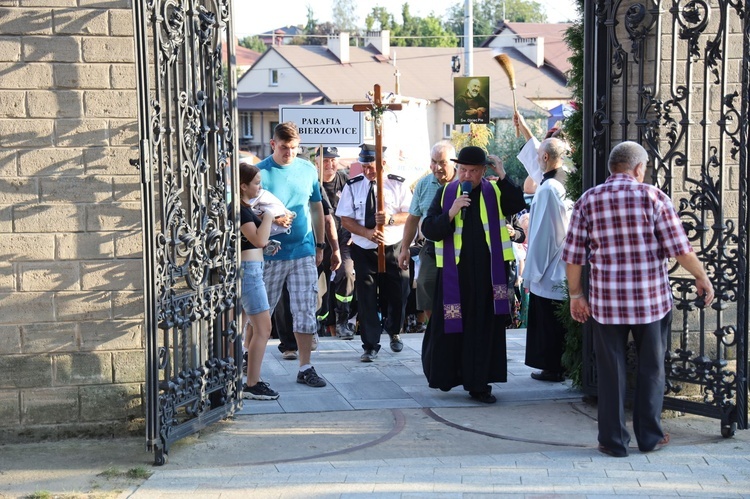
[304,4,318,35]
[447,0,548,46]
[289,5,334,45]
[414,15,458,47]
[238,36,267,53]
[332,0,358,32]
[373,3,458,48]
[365,6,396,32]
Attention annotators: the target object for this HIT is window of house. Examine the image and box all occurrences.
[363,120,374,140]
[443,123,454,138]
[269,69,279,86]
[240,112,253,138]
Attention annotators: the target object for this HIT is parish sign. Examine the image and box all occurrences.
[280,105,363,146]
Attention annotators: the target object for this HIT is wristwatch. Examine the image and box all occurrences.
[388,216,395,226]
[315,242,326,249]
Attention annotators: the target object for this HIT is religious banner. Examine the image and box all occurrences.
[454,76,491,125]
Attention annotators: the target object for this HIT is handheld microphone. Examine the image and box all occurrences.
[460,181,472,218]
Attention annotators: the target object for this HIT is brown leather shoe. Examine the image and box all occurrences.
[642,433,670,453]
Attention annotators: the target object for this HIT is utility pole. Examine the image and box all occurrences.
[463,0,473,77]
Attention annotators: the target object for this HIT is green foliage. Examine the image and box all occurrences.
[391,4,459,47]
[305,5,318,34]
[332,0,359,32]
[126,466,153,480]
[451,123,494,152]
[558,0,585,389]
[488,118,546,185]
[447,0,548,46]
[98,467,121,479]
[238,35,267,53]
[555,285,583,388]
[365,6,396,31]
[97,465,153,481]
[26,492,51,499]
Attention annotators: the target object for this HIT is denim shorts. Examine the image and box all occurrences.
[241,260,270,315]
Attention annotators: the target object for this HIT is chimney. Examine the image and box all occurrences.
[514,36,544,67]
[327,32,350,64]
[365,30,390,58]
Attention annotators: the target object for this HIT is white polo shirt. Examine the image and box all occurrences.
[336,173,412,250]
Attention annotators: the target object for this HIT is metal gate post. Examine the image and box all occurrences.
[132,0,242,465]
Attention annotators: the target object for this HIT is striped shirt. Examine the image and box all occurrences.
[561,174,693,324]
[409,174,443,219]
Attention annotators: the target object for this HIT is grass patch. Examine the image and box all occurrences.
[26,492,51,499]
[96,465,152,481]
[97,467,122,479]
[126,466,152,480]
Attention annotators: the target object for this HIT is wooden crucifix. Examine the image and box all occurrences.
[352,84,402,272]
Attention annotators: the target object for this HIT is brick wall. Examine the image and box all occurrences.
[0,0,144,439]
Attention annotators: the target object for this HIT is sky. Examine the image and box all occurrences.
[233,0,580,38]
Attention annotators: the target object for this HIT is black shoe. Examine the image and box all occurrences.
[242,381,279,400]
[389,334,403,352]
[336,323,354,340]
[296,366,327,387]
[360,349,378,362]
[469,391,497,404]
[598,444,628,458]
[530,370,565,382]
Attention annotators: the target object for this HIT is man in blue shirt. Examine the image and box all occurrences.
[257,122,327,387]
[397,141,456,321]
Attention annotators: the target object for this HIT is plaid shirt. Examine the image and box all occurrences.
[562,174,693,324]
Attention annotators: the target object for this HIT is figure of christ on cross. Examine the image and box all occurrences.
[352,84,402,272]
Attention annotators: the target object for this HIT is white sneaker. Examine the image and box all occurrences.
[311,331,319,351]
[281,350,298,360]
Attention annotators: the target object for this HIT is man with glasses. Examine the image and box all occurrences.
[398,141,457,322]
[420,146,526,403]
[337,144,413,362]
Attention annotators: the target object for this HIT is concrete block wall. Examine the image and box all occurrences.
[0,0,145,439]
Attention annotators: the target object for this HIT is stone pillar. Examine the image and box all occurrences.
[0,0,144,439]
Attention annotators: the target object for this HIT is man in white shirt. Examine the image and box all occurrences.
[515,112,573,382]
[336,144,413,362]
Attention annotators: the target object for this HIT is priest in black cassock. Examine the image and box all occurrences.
[421,146,526,403]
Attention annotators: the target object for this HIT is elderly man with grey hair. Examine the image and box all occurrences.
[515,123,574,383]
[562,141,714,457]
[398,140,457,322]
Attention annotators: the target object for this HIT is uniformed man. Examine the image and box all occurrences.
[319,146,355,339]
[337,144,413,362]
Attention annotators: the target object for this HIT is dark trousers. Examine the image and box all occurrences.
[592,312,671,455]
[525,293,567,372]
[317,243,355,326]
[351,242,409,352]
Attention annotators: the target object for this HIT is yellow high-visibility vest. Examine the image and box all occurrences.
[435,182,515,267]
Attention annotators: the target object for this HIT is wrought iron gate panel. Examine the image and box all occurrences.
[582,0,748,436]
[132,0,241,465]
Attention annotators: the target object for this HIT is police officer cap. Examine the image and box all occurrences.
[323,146,339,158]
[358,143,386,163]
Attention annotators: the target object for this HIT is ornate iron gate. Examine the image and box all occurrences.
[132,0,242,465]
[581,0,749,436]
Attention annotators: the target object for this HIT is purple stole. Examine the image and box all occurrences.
[441,179,510,333]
